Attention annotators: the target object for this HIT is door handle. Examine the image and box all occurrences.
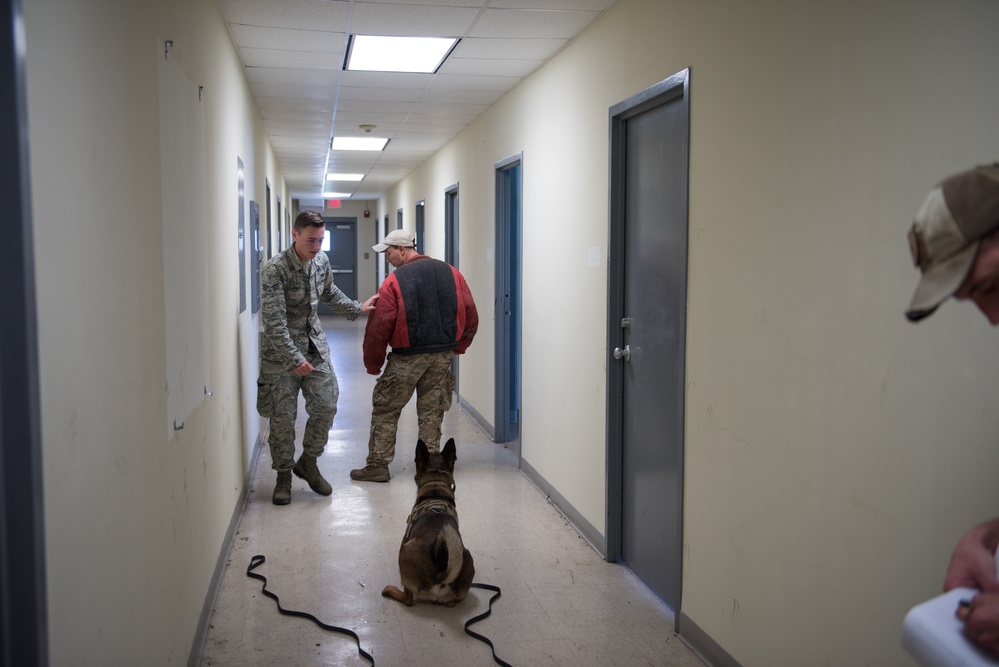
[613,345,631,362]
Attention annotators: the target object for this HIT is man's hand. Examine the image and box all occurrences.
[943,519,999,593]
[946,518,999,654]
[293,361,315,377]
[957,592,999,654]
[361,294,380,313]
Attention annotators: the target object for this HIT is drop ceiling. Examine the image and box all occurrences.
[217,0,618,202]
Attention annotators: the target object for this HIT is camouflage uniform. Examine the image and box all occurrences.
[360,253,477,470]
[366,351,455,466]
[257,245,362,471]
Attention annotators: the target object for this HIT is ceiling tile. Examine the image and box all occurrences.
[339,70,433,90]
[349,3,481,36]
[250,83,339,100]
[471,8,601,39]
[489,0,616,9]
[239,47,342,70]
[228,24,345,52]
[244,67,340,86]
[428,73,521,91]
[337,86,424,103]
[453,36,567,59]
[218,0,350,32]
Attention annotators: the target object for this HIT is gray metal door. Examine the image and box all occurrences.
[320,217,357,315]
[607,70,689,611]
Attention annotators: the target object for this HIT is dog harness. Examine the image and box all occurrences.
[405,469,459,539]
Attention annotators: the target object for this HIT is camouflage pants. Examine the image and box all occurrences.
[258,359,338,471]
[366,351,454,467]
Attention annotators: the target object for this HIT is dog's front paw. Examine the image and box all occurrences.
[382,585,414,606]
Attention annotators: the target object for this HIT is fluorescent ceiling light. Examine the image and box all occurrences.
[331,136,389,151]
[326,173,364,181]
[346,35,458,74]
[322,192,351,199]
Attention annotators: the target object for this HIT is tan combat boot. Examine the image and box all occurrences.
[293,454,332,496]
[349,465,390,483]
[272,470,292,505]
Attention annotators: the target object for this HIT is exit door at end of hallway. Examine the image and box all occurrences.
[320,217,357,315]
[606,69,690,614]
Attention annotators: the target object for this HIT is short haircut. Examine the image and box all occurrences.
[294,210,325,231]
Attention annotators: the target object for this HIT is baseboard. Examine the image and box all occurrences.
[457,394,494,440]
[677,611,742,667]
[518,457,607,558]
[187,433,263,667]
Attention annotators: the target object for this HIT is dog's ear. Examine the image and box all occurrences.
[442,438,456,467]
[415,439,429,467]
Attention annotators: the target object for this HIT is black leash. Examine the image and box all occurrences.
[246,555,512,666]
[465,582,513,667]
[246,555,375,665]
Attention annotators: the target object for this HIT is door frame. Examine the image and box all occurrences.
[322,216,358,303]
[605,69,690,581]
[1,0,49,662]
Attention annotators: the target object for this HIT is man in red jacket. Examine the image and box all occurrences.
[350,229,478,482]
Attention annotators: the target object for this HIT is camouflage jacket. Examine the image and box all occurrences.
[259,245,361,373]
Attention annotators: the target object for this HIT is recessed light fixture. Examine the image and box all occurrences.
[331,136,389,151]
[326,173,364,181]
[345,35,459,74]
[322,191,352,199]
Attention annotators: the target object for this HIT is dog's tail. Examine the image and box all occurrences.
[432,523,465,585]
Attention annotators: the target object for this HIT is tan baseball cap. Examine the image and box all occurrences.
[373,229,415,252]
[905,163,999,322]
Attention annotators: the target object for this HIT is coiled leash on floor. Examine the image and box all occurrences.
[465,582,512,667]
[246,555,512,666]
[246,555,375,665]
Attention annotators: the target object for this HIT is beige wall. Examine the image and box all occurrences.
[379,0,999,664]
[21,0,999,664]
[24,0,285,662]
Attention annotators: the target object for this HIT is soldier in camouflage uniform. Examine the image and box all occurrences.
[257,210,378,505]
[350,229,477,482]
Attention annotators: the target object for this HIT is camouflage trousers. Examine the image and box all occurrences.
[257,359,339,471]
[366,351,455,467]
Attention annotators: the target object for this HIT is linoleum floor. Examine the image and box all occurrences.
[200,316,707,667]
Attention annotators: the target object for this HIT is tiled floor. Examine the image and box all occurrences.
[200,317,707,667]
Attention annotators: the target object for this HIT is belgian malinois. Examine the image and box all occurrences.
[382,438,474,607]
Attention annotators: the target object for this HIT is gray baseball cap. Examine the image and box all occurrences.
[905,163,999,322]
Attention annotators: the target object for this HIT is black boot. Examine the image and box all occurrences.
[293,454,332,496]
[272,470,292,505]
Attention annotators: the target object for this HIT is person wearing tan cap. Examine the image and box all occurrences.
[350,229,478,482]
[905,163,999,654]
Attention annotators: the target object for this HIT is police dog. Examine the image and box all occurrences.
[382,438,474,607]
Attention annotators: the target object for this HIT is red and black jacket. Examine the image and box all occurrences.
[363,254,478,374]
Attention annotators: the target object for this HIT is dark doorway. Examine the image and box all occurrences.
[494,154,522,452]
[444,183,459,391]
[415,199,425,254]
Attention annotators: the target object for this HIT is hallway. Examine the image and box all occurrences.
[200,317,706,667]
